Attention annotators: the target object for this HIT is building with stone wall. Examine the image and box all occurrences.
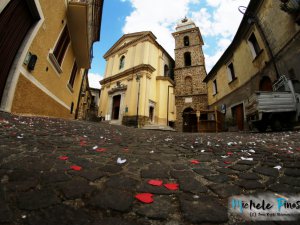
[0,0,103,119]
[203,0,300,131]
[99,31,176,127]
[172,18,208,132]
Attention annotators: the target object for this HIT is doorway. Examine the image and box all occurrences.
[149,106,154,123]
[111,95,121,120]
[182,107,198,132]
[259,76,272,91]
[0,0,36,103]
[232,104,244,131]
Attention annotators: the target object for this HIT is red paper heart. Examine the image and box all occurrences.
[96,148,107,152]
[190,160,200,164]
[80,141,87,146]
[135,193,154,203]
[70,165,82,171]
[224,161,231,164]
[148,180,163,186]
[227,152,233,155]
[58,156,68,160]
[164,183,179,191]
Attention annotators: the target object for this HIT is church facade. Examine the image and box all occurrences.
[99,31,176,127]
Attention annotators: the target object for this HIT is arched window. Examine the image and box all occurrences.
[184,36,190,46]
[164,65,169,77]
[184,52,191,66]
[119,55,125,70]
[185,76,193,94]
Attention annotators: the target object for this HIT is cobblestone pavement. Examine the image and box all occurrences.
[1,111,300,225]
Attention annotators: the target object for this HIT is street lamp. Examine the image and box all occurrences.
[136,74,141,128]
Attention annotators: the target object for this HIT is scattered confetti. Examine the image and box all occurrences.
[190,159,200,164]
[241,157,253,161]
[117,157,127,164]
[58,156,68,160]
[135,193,154,204]
[164,183,179,191]
[70,165,82,171]
[274,166,282,170]
[148,180,163,186]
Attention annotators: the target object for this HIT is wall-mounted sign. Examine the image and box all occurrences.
[185,97,192,103]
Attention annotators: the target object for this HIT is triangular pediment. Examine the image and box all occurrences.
[103,31,155,58]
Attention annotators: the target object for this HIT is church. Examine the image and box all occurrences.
[98,18,208,131]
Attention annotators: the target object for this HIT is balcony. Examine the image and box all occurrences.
[67,0,103,68]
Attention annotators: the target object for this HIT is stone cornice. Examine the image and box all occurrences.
[174,65,206,71]
[156,76,175,86]
[100,64,156,85]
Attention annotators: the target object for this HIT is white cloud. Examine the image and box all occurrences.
[88,73,103,89]
[121,0,250,72]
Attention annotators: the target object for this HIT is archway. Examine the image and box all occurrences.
[182,107,197,133]
[149,106,154,123]
[112,95,121,120]
[259,76,272,91]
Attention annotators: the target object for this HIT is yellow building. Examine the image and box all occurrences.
[203,0,300,131]
[0,0,103,119]
[99,31,176,127]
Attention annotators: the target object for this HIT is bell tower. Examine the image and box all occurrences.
[172,18,208,132]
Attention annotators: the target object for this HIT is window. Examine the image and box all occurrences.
[213,79,218,95]
[164,65,169,77]
[53,25,70,66]
[227,62,236,82]
[119,55,125,70]
[248,33,261,58]
[184,52,191,66]
[184,36,190,46]
[68,61,78,88]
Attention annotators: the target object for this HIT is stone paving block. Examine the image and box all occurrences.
[141,166,170,179]
[27,205,92,225]
[229,164,251,171]
[171,164,189,170]
[284,168,300,177]
[41,171,71,184]
[68,170,106,181]
[253,167,279,177]
[268,184,300,193]
[105,175,139,190]
[236,180,264,190]
[204,174,230,183]
[179,194,228,223]
[216,167,239,175]
[238,173,260,180]
[178,177,207,194]
[57,178,96,199]
[87,188,133,212]
[135,196,174,220]
[100,164,123,174]
[17,189,60,210]
[208,184,242,198]
[278,176,300,187]
[237,160,257,165]
[170,170,194,179]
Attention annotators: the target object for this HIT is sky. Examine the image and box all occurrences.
[88,0,250,89]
